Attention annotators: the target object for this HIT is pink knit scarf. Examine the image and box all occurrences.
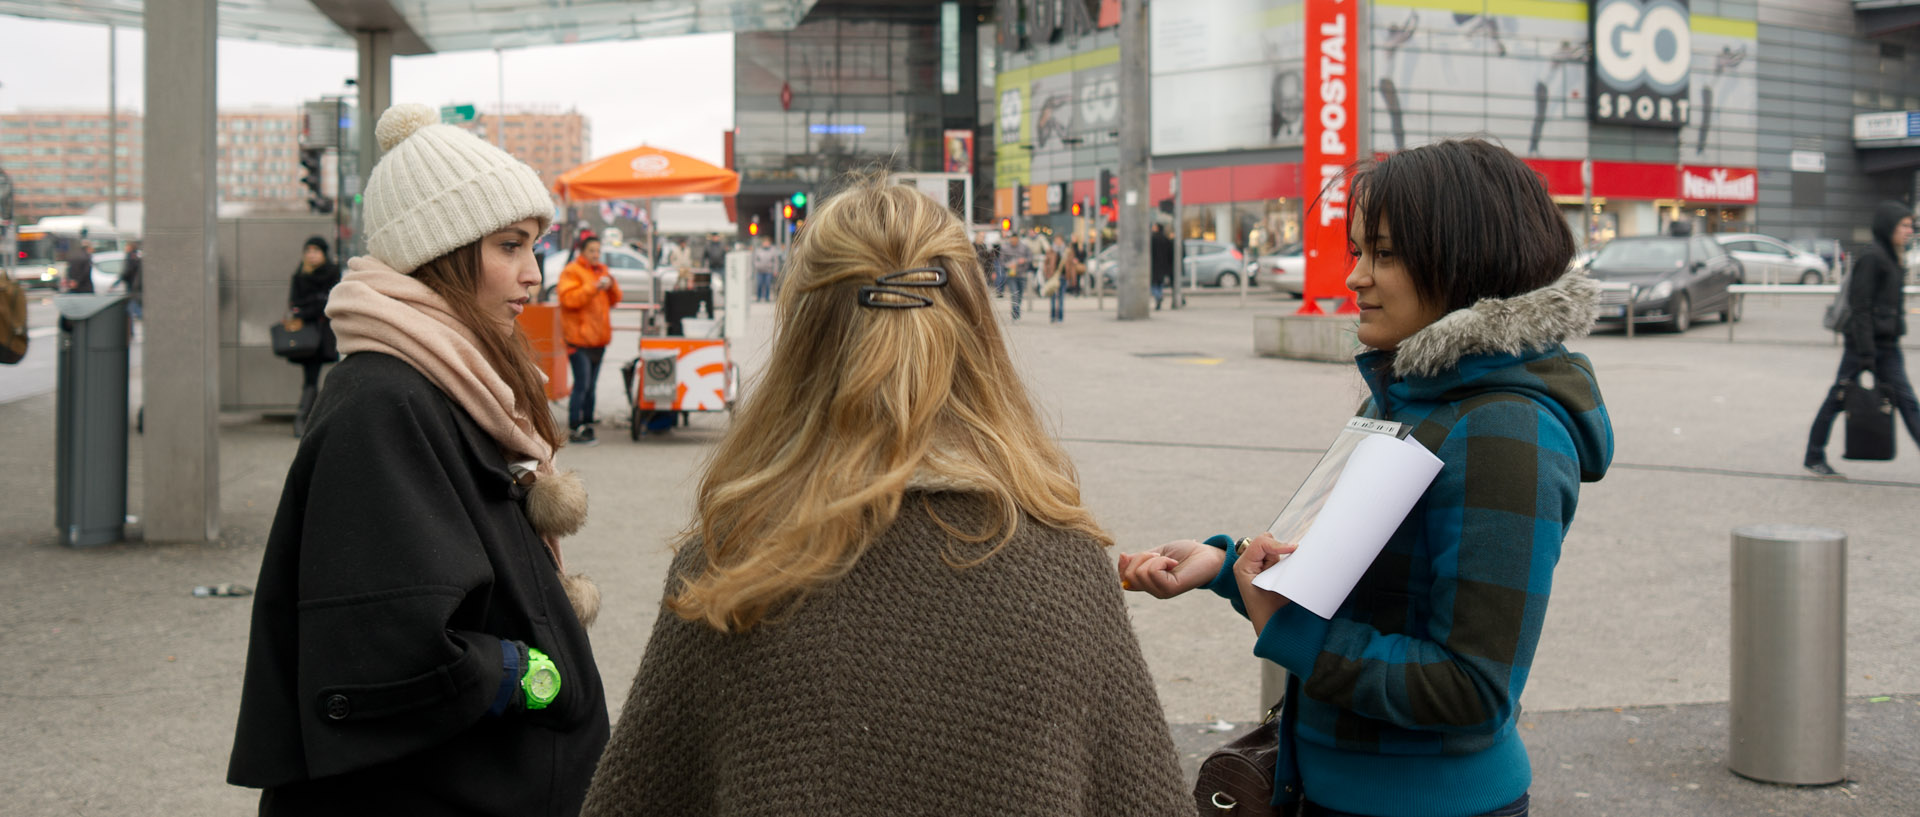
[326,256,556,476]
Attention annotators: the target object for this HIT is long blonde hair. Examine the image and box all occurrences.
[667,173,1110,633]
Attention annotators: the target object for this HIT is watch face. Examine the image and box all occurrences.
[528,667,559,701]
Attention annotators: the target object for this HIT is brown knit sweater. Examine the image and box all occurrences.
[581,490,1189,816]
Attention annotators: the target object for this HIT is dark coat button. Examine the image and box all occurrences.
[324,694,351,720]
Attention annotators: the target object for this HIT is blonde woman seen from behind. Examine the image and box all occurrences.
[581,174,1188,816]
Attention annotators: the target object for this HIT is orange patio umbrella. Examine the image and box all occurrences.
[550,144,740,201]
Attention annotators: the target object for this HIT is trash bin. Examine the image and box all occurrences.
[1728,524,1846,785]
[55,293,130,548]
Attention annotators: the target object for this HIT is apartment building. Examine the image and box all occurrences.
[0,108,306,224]
[454,108,592,183]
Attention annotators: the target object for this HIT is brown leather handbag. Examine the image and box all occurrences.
[1194,700,1293,816]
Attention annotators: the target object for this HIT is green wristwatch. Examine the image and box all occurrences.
[522,647,561,711]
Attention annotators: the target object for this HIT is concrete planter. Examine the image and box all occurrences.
[1252,312,1361,363]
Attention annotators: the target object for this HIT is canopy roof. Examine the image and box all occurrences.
[552,144,739,201]
[0,0,818,54]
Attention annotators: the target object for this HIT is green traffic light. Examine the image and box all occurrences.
[790,192,807,207]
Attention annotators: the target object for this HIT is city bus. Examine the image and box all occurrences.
[8,217,128,289]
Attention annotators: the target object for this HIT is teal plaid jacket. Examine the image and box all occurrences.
[1210,344,1612,817]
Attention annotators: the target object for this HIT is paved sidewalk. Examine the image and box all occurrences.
[2,290,1916,815]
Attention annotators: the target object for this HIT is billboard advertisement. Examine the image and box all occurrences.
[993,46,1121,192]
[944,129,975,173]
[1301,0,1357,311]
[1370,0,1751,168]
[1590,0,1692,128]
[1150,0,1305,156]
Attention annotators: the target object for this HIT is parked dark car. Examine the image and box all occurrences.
[1587,235,1744,332]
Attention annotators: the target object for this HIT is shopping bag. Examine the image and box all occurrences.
[1842,375,1894,461]
[270,317,322,360]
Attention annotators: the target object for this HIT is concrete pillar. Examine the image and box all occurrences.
[355,30,394,196]
[141,0,220,542]
[1115,0,1151,320]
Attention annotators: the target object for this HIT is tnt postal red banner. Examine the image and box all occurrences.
[1301,0,1359,314]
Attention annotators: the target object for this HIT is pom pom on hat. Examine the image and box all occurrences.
[376,103,440,152]
[361,103,555,274]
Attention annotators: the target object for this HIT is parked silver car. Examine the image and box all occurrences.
[1091,240,1254,288]
[1713,233,1829,285]
[540,244,669,303]
[1251,242,1305,297]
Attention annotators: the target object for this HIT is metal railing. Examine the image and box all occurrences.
[1722,284,1920,342]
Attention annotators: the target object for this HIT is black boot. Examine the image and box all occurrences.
[293,385,318,438]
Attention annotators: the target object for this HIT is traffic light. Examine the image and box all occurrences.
[790,191,807,208]
[1098,169,1113,208]
[1016,185,1031,216]
[748,220,760,237]
[300,148,333,215]
[788,191,809,223]
[1071,200,1084,217]
[999,217,1013,232]
[782,202,795,220]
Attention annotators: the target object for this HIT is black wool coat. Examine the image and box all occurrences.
[228,352,609,817]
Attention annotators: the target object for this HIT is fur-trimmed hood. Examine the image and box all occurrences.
[1357,268,1613,484]
[1389,269,1598,378]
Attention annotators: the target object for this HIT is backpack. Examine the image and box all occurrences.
[1822,269,1855,333]
[0,273,27,365]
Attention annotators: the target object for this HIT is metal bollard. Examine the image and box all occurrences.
[1728,524,1846,785]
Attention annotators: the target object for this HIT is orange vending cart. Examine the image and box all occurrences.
[624,336,736,440]
[517,302,570,402]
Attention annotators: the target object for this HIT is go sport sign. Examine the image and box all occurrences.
[1590,0,1692,129]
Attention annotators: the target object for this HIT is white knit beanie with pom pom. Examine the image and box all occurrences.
[362,103,555,274]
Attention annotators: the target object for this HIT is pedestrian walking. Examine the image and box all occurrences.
[559,235,621,445]
[286,236,341,438]
[64,239,95,293]
[664,237,693,289]
[1046,233,1069,323]
[751,236,780,302]
[999,229,1032,320]
[1804,201,1920,477]
[579,174,1189,817]
[973,230,996,288]
[227,103,608,816]
[1118,139,1613,817]
[702,232,728,281]
[1149,222,1173,309]
[119,240,143,322]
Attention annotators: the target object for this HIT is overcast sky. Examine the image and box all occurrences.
[0,16,734,165]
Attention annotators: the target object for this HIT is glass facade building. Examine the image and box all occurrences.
[733,0,990,229]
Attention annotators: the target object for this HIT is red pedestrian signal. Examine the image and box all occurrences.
[1000,218,1012,232]
[782,203,795,220]
[748,222,760,236]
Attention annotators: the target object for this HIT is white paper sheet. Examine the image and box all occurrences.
[1251,433,1444,618]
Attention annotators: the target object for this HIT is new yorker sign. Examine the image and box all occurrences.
[1590,0,1692,128]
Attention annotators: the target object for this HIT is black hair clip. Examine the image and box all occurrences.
[857,266,949,309]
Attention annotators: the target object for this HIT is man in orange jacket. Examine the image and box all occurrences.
[558,236,621,444]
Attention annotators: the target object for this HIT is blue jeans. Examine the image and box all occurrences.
[568,345,606,430]
[1049,285,1065,321]
[1807,342,1920,462]
[1007,275,1026,319]
[755,272,774,302]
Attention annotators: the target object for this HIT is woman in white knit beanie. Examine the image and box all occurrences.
[226,103,609,816]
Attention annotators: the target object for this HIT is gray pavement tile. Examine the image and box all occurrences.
[4,291,1918,813]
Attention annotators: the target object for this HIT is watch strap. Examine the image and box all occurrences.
[486,639,523,717]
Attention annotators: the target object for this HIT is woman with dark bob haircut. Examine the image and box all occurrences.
[1120,138,1615,817]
